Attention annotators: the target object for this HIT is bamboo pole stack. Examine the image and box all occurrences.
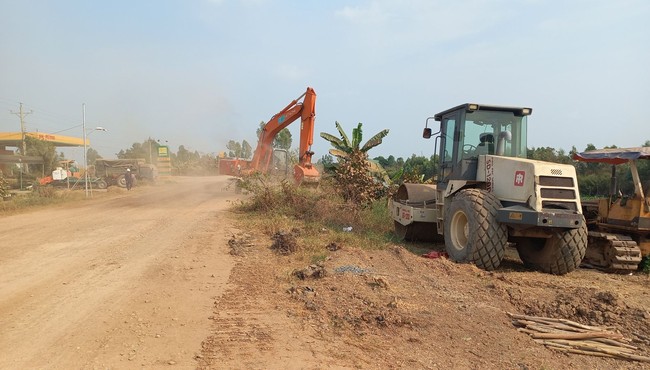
[507,312,650,363]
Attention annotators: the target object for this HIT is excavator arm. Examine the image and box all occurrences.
[248,87,320,185]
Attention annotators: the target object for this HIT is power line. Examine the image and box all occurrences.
[51,124,83,134]
[3,99,81,133]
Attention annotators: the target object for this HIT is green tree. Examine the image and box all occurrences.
[171,145,205,175]
[573,141,650,197]
[25,136,61,176]
[257,121,292,150]
[197,153,218,175]
[117,141,148,161]
[318,154,335,172]
[226,140,243,158]
[401,155,438,183]
[374,155,397,169]
[242,140,253,159]
[116,138,169,164]
[176,145,190,163]
[87,147,102,166]
[275,130,292,150]
[527,146,571,163]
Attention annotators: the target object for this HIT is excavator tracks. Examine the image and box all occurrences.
[583,231,642,272]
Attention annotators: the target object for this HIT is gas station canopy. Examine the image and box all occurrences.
[0,132,86,147]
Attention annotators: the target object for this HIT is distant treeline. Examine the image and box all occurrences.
[373,141,650,198]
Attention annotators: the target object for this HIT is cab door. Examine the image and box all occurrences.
[438,111,461,182]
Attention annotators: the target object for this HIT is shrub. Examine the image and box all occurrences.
[234,172,395,257]
[0,171,8,199]
[641,257,650,274]
[333,150,385,208]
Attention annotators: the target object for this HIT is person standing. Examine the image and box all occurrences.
[125,168,134,190]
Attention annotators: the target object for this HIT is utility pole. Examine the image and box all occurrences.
[11,103,33,187]
[10,102,33,155]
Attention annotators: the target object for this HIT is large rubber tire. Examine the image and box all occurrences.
[515,220,588,275]
[444,189,507,271]
[116,175,127,188]
[95,179,108,189]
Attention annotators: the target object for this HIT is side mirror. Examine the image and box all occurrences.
[423,127,432,139]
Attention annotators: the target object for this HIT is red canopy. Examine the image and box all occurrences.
[572,147,650,165]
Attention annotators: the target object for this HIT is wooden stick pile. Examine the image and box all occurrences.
[507,312,650,363]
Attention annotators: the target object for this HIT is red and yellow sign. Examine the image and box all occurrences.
[0,132,85,147]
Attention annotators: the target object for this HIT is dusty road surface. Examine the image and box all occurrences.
[2,176,650,370]
[0,176,240,369]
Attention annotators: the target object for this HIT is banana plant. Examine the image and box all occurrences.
[320,122,390,181]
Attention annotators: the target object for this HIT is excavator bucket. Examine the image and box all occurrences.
[294,165,320,186]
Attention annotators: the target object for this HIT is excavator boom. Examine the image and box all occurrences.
[247,87,320,185]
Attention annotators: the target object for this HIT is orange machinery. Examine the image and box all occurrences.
[226,87,320,185]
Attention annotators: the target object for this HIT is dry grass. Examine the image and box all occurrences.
[0,185,123,215]
[232,174,397,262]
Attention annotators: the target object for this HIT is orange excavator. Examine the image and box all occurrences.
[230,87,320,185]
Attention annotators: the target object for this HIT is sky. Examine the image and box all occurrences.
[1,0,649,164]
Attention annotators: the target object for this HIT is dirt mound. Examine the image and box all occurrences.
[519,287,650,345]
[270,230,299,255]
[202,231,650,369]
[292,264,327,280]
[227,233,254,256]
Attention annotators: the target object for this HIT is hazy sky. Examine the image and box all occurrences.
[1,0,648,163]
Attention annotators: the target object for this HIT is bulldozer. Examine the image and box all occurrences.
[391,103,587,275]
[573,147,650,271]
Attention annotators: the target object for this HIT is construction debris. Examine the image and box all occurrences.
[508,312,650,363]
[293,264,326,280]
[270,230,299,255]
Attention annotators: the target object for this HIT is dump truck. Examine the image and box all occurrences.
[93,159,157,188]
[573,147,650,271]
[391,103,587,275]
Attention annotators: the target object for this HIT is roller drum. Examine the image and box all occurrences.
[393,183,442,242]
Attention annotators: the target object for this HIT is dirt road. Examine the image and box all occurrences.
[0,176,239,369]
[2,176,649,369]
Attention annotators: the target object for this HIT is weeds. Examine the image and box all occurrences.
[0,172,9,199]
[0,190,70,213]
[233,173,396,263]
[310,252,329,265]
[0,186,112,214]
[641,257,650,274]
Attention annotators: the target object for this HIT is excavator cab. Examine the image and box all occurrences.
[270,149,290,177]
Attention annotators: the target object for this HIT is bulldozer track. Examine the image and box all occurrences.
[583,231,642,272]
